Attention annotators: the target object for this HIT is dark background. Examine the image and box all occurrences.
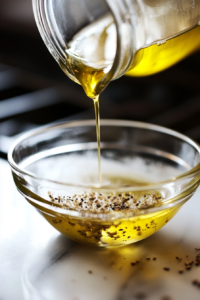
[1,0,200,159]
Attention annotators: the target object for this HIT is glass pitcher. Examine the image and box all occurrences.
[32,0,200,96]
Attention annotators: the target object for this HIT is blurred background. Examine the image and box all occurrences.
[1,0,200,160]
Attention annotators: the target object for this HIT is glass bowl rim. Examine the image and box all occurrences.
[8,119,200,192]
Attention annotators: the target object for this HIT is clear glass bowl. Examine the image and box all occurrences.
[8,120,200,247]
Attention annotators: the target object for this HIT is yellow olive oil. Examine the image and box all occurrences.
[43,201,181,247]
[127,25,200,77]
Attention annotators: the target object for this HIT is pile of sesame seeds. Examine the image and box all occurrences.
[48,190,162,213]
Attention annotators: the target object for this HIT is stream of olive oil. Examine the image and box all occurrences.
[93,96,101,184]
[63,54,107,185]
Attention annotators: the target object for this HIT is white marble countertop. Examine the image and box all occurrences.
[0,158,200,300]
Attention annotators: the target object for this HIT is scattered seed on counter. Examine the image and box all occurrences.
[161,296,171,300]
[192,279,199,285]
[175,256,182,262]
[134,292,146,299]
[196,254,200,264]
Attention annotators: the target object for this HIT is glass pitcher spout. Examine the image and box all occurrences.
[33,0,200,95]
